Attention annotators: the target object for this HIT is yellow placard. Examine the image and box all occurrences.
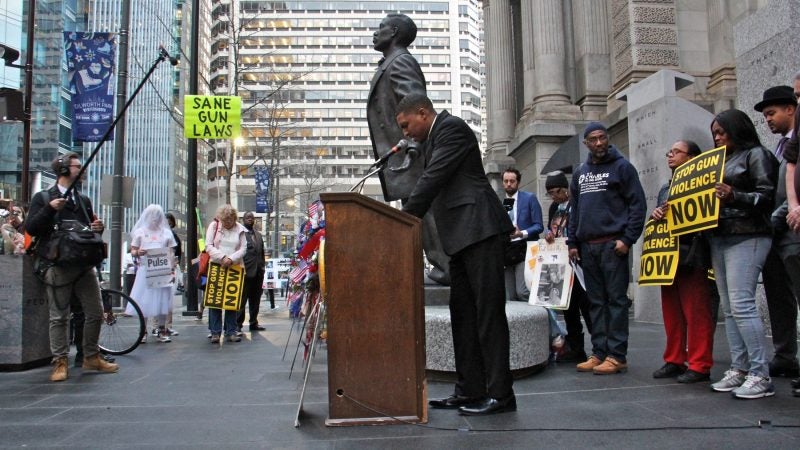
[666,146,726,236]
[203,262,244,311]
[184,95,241,139]
[638,219,679,286]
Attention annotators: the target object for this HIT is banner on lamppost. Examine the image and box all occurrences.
[64,32,116,142]
[255,166,270,213]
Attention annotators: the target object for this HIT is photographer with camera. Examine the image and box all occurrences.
[26,152,119,382]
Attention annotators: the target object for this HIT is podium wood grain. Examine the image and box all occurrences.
[320,193,427,426]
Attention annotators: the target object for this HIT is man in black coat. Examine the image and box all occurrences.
[26,152,119,381]
[397,93,516,416]
[237,211,266,332]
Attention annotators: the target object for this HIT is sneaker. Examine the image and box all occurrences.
[151,327,159,336]
[676,369,710,384]
[82,354,119,373]
[711,369,747,392]
[653,363,686,379]
[227,334,242,343]
[167,328,179,336]
[731,375,775,399]
[577,355,603,372]
[210,334,220,344]
[235,330,244,337]
[593,356,628,375]
[158,334,172,343]
[50,357,68,382]
[140,334,147,344]
[207,332,212,339]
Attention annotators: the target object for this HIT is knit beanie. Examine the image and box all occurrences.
[545,172,569,190]
[583,121,607,138]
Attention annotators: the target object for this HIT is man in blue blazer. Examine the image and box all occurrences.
[502,168,544,302]
[398,93,516,416]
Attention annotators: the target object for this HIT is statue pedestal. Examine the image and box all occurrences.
[0,255,51,371]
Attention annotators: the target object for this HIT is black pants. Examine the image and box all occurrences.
[237,276,263,329]
[267,289,275,308]
[564,282,591,347]
[449,233,513,399]
[763,240,800,364]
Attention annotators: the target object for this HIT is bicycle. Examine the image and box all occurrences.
[98,288,145,355]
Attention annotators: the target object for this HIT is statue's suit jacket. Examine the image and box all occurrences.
[367,48,426,201]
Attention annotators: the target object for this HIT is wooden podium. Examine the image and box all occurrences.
[320,192,427,426]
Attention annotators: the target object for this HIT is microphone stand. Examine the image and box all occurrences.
[64,48,173,198]
[349,166,384,195]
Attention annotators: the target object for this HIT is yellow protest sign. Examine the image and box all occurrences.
[184,95,241,139]
[203,262,244,311]
[638,219,679,285]
[666,146,726,236]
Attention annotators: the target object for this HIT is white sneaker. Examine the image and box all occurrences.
[711,369,746,392]
[167,328,179,336]
[731,374,775,399]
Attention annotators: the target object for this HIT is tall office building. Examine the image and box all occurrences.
[0,1,24,199]
[83,0,178,234]
[209,0,484,254]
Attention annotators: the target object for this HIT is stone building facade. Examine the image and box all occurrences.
[482,0,798,195]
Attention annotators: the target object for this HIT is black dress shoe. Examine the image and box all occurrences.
[249,325,266,331]
[769,359,800,378]
[676,369,710,384]
[794,387,800,398]
[458,395,517,416]
[429,395,482,409]
[791,378,800,389]
[652,363,686,379]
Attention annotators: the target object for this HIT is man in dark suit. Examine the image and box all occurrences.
[237,211,267,332]
[397,93,516,416]
[502,168,544,302]
[367,13,450,285]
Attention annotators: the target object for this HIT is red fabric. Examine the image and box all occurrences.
[298,229,325,260]
[660,267,715,373]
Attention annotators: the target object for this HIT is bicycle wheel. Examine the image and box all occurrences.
[98,289,145,355]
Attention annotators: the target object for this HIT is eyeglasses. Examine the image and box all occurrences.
[584,135,608,144]
[665,149,688,157]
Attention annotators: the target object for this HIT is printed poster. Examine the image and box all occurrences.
[526,238,574,310]
[203,262,245,311]
[638,219,679,285]
[666,146,726,236]
[143,247,174,289]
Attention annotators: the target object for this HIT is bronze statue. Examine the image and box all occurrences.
[367,14,450,285]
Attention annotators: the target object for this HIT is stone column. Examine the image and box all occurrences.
[483,0,517,171]
[572,0,612,114]
[530,0,571,108]
[519,0,536,116]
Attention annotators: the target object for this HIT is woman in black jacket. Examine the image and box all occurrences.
[708,109,778,399]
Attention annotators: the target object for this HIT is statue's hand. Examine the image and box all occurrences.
[389,147,418,173]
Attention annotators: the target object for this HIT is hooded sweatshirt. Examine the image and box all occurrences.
[566,145,647,249]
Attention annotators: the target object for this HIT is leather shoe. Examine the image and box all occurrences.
[768,359,800,378]
[793,387,800,398]
[652,363,686,379]
[676,369,710,384]
[429,395,482,409]
[249,324,266,331]
[791,378,800,389]
[458,395,517,416]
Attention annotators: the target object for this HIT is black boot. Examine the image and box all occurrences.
[558,333,587,363]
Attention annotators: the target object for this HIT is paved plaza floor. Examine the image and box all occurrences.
[1,298,800,449]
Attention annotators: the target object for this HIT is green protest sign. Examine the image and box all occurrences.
[184,95,241,139]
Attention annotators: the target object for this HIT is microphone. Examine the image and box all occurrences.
[370,139,409,169]
[159,45,179,66]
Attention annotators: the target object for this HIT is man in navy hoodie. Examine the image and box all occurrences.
[567,122,646,375]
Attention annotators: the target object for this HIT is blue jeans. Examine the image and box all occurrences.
[579,241,631,362]
[208,308,237,336]
[710,234,771,377]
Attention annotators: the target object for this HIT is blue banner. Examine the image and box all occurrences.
[64,32,116,142]
[255,166,270,213]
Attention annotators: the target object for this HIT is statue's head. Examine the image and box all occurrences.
[374,13,417,51]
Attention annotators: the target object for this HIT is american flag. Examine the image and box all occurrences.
[289,260,309,284]
[308,200,320,218]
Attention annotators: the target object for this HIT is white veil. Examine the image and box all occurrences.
[131,204,170,237]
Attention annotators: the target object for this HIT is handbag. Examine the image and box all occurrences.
[39,220,106,268]
[196,219,219,282]
[504,239,527,267]
[678,233,710,270]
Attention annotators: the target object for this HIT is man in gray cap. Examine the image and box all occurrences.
[567,122,646,375]
[755,85,800,378]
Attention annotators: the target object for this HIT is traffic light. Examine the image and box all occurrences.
[0,44,21,68]
[0,88,23,121]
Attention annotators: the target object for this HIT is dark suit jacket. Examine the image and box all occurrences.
[512,190,543,240]
[367,48,426,201]
[403,111,514,255]
[242,227,265,279]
